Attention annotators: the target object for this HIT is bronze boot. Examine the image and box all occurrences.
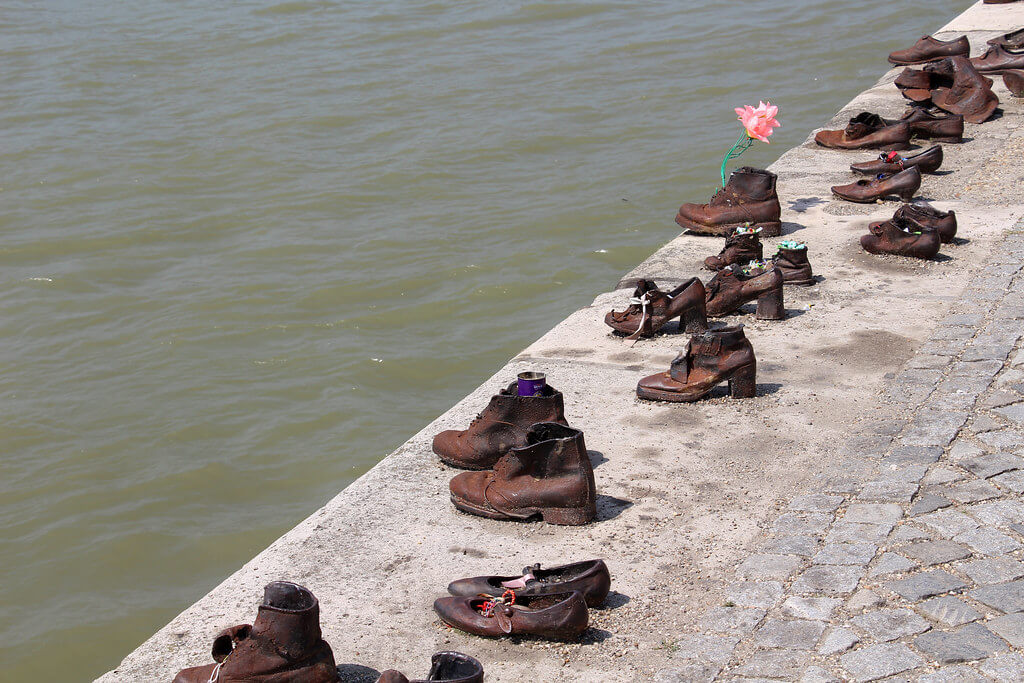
[704,262,785,319]
[433,591,589,640]
[703,226,764,271]
[772,242,815,286]
[447,559,611,608]
[895,203,957,243]
[376,652,484,683]
[814,112,912,150]
[861,216,941,259]
[173,582,340,683]
[449,422,596,525]
[850,146,943,175]
[675,167,782,237]
[604,278,708,338]
[831,166,921,203]
[432,381,567,470]
[636,325,757,402]
[931,56,999,123]
[889,34,969,66]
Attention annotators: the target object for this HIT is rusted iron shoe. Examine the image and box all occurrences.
[889,34,969,66]
[884,108,964,142]
[433,591,589,640]
[861,217,941,259]
[704,262,785,319]
[376,652,484,683]
[896,203,958,243]
[636,325,756,402]
[851,146,943,175]
[432,381,567,470]
[605,278,707,338]
[772,242,815,286]
[172,582,340,683]
[814,112,912,150]
[704,226,764,271]
[675,167,782,237]
[1005,70,1024,97]
[449,422,596,525]
[930,56,999,124]
[832,166,921,203]
[447,559,611,608]
[971,44,1024,74]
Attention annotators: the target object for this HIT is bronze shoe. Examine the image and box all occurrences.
[931,56,1000,123]
[703,226,764,271]
[377,652,484,683]
[636,325,757,402]
[704,262,784,319]
[1005,70,1024,97]
[815,113,912,150]
[604,278,708,338]
[675,167,782,237]
[449,422,596,526]
[832,166,921,203]
[432,381,567,470]
[889,34,969,65]
[896,203,957,243]
[850,146,943,175]
[971,44,1024,74]
[434,591,589,640]
[447,559,611,608]
[861,216,941,259]
[884,108,963,142]
[989,28,1024,50]
[173,582,340,683]
[771,242,815,286]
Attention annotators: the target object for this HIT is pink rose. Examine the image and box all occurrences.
[735,101,781,143]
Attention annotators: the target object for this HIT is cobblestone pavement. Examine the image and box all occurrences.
[659,220,1024,681]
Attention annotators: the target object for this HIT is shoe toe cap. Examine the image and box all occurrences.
[449,471,492,505]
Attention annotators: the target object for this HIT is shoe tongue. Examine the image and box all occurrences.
[847,112,883,138]
[632,279,658,298]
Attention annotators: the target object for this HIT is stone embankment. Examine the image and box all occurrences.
[100,2,1024,681]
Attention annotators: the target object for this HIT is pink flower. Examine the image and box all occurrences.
[735,101,781,143]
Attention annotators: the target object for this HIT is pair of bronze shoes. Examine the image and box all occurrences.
[896,57,999,123]
[831,165,922,203]
[815,107,965,149]
[860,203,957,259]
[378,653,483,683]
[702,228,815,287]
[434,559,610,641]
[850,145,943,176]
[637,324,757,402]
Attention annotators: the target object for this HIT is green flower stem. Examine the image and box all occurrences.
[720,134,755,187]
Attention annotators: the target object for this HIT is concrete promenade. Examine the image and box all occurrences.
[100,2,1024,681]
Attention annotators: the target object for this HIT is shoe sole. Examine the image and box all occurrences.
[636,385,712,403]
[675,215,782,238]
[783,278,816,287]
[436,455,493,471]
[450,495,593,526]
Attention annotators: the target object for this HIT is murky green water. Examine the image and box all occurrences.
[0,1,970,680]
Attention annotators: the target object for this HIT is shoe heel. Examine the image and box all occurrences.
[681,306,708,334]
[898,189,917,202]
[728,365,757,399]
[755,286,786,320]
[541,506,593,526]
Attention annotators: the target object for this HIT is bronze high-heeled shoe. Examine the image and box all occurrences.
[636,325,757,402]
[704,262,785,319]
[604,278,708,338]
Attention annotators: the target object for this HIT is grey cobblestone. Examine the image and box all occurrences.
[728,649,809,679]
[916,509,980,538]
[868,552,914,578]
[979,653,1024,681]
[910,493,951,516]
[991,469,1024,493]
[959,557,1024,585]
[758,535,820,557]
[886,570,967,601]
[840,643,923,681]
[915,596,981,627]
[960,452,1024,479]
[989,613,1024,648]
[918,665,988,682]
[914,623,1008,663]
[752,618,827,650]
[899,540,972,567]
[789,494,844,513]
[812,543,877,566]
[791,566,863,596]
[850,608,930,643]
[781,596,841,622]
[971,580,1024,613]
[699,606,766,635]
[817,627,859,656]
[727,581,784,610]
[736,554,803,581]
[947,478,1002,503]
[954,526,1021,555]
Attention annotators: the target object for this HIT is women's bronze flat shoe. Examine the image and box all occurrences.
[889,34,969,66]
[814,112,912,150]
[434,591,589,640]
[850,146,943,175]
[604,278,707,338]
[447,559,610,608]
[861,217,941,259]
[971,44,1024,74]
[831,166,921,203]
[896,203,957,243]
[884,108,963,142]
[989,28,1024,50]
[704,226,764,271]
[704,261,785,319]
[377,652,484,683]
[636,325,756,402]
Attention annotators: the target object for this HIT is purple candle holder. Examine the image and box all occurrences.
[517,371,547,397]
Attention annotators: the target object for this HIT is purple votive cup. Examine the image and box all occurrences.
[517,371,547,397]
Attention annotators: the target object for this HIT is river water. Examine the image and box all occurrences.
[0,1,970,680]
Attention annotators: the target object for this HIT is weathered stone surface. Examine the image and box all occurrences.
[887,570,968,601]
[753,618,826,650]
[901,410,969,447]
[979,653,1024,682]
[979,429,1024,450]
[791,566,863,596]
[840,643,923,682]
[988,612,1024,648]
[790,494,844,513]
[954,527,1021,555]
[948,440,984,462]
[813,543,876,566]
[948,479,1002,503]
[995,402,1024,424]
[922,466,966,486]
[653,664,720,683]
[843,503,903,526]
[960,557,1024,585]
[727,581,784,610]
[826,522,892,544]
[900,540,972,566]
[737,553,803,580]
[851,608,930,643]
[889,525,931,544]
[846,589,884,613]
[759,535,819,557]
[971,580,1024,613]
[671,633,739,665]
[887,445,943,466]
[916,596,981,628]
[729,649,809,679]
[911,493,952,516]
[992,469,1024,493]
[969,499,1024,527]
[868,552,915,578]
[960,452,1024,479]
[916,509,980,538]
[699,606,766,635]
[857,480,919,502]
[917,665,988,682]
[772,512,832,537]
[800,665,840,683]
[781,596,842,622]
[914,623,1008,663]
[818,627,859,656]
